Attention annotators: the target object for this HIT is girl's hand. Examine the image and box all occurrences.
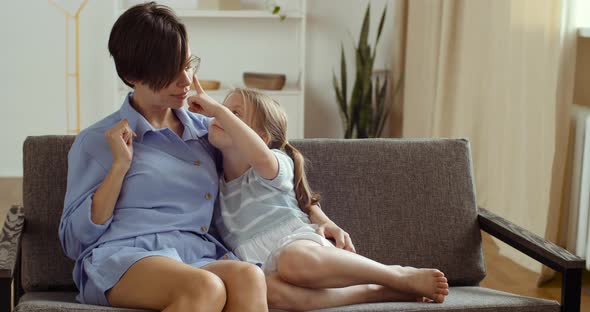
[187,75,224,117]
[105,119,136,171]
[316,220,356,253]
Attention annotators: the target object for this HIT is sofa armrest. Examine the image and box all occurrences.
[0,205,25,312]
[478,207,584,312]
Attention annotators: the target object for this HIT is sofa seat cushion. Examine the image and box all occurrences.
[15,287,559,312]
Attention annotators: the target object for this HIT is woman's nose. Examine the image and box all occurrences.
[177,71,191,88]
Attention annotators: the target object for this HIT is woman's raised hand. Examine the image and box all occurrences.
[105,119,136,171]
[187,75,224,117]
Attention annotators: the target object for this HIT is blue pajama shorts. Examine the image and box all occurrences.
[77,230,235,306]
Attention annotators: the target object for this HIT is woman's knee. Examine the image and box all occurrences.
[173,270,227,308]
[224,261,267,296]
[208,260,266,287]
[235,262,266,285]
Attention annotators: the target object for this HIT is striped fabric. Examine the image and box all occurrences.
[215,149,309,251]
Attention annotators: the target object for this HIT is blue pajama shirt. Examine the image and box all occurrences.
[59,92,239,306]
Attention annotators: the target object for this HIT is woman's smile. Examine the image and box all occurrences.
[171,91,188,100]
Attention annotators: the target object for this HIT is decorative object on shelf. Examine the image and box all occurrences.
[266,0,286,21]
[243,72,286,90]
[48,0,89,134]
[198,0,240,10]
[192,79,221,90]
[332,3,403,139]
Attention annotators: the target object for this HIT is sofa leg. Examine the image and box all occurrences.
[0,277,12,312]
[14,248,23,306]
[561,268,582,312]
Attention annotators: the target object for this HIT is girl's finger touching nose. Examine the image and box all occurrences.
[192,75,204,94]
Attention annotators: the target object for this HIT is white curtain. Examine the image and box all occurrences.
[400,0,577,281]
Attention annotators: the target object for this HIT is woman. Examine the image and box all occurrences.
[59,2,352,311]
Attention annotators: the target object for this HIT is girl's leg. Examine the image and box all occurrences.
[202,260,268,312]
[106,256,227,312]
[267,273,429,312]
[276,240,449,303]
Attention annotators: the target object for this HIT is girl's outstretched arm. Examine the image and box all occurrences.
[187,75,278,179]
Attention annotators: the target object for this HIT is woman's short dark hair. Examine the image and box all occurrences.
[108,1,189,91]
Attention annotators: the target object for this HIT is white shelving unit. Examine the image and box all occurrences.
[114,0,306,139]
[119,9,304,18]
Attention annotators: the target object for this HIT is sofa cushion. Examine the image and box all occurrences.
[15,287,559,312]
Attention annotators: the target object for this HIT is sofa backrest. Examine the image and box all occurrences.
[22,136,77,292]
[292,138,485,286]
[21,136,485,292]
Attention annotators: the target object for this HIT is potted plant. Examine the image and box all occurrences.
[332,3,403,138]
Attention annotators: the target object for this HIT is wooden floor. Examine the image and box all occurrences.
[480,232,590,311]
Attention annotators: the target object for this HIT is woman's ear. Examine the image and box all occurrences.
[124,77,137,88]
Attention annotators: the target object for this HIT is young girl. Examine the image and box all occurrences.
[188,77,450,310]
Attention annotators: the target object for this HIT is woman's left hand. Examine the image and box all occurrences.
[315,220,356,253]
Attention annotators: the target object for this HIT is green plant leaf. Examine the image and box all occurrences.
[272,6,280,14]
[359,4,370,57]
[372,6,387,62]
[349,77,363,138]
[360,81,373,138]
[340,44,347,114]
[372,75,382,136]
[376,5,387,47]
[332,70,347,120]
[377,74,403,137]
[332,70,343,105]
[375,75,388,137]
[333,70,350,136]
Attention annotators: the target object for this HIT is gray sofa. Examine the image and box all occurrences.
[0,136,585,312]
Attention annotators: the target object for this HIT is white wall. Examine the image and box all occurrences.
[0,0,398,176]
[0,0,116,176]
[305,0,397,138]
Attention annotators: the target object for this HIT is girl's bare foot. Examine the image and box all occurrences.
[388,265,449,303]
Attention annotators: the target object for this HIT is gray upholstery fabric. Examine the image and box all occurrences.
[15,287,559,312]
[20,136,484,294]
[22,136,77,292]
[291,139,485,286]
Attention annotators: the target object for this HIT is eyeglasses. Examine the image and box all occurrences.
[184,55,201,78]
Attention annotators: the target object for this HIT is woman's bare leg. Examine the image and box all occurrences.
[267,273,429,311]
[276,240,449,303]
[106,256,226,312]
[202,260,268,312]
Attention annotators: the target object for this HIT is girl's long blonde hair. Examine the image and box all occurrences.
[226,88,320,211]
